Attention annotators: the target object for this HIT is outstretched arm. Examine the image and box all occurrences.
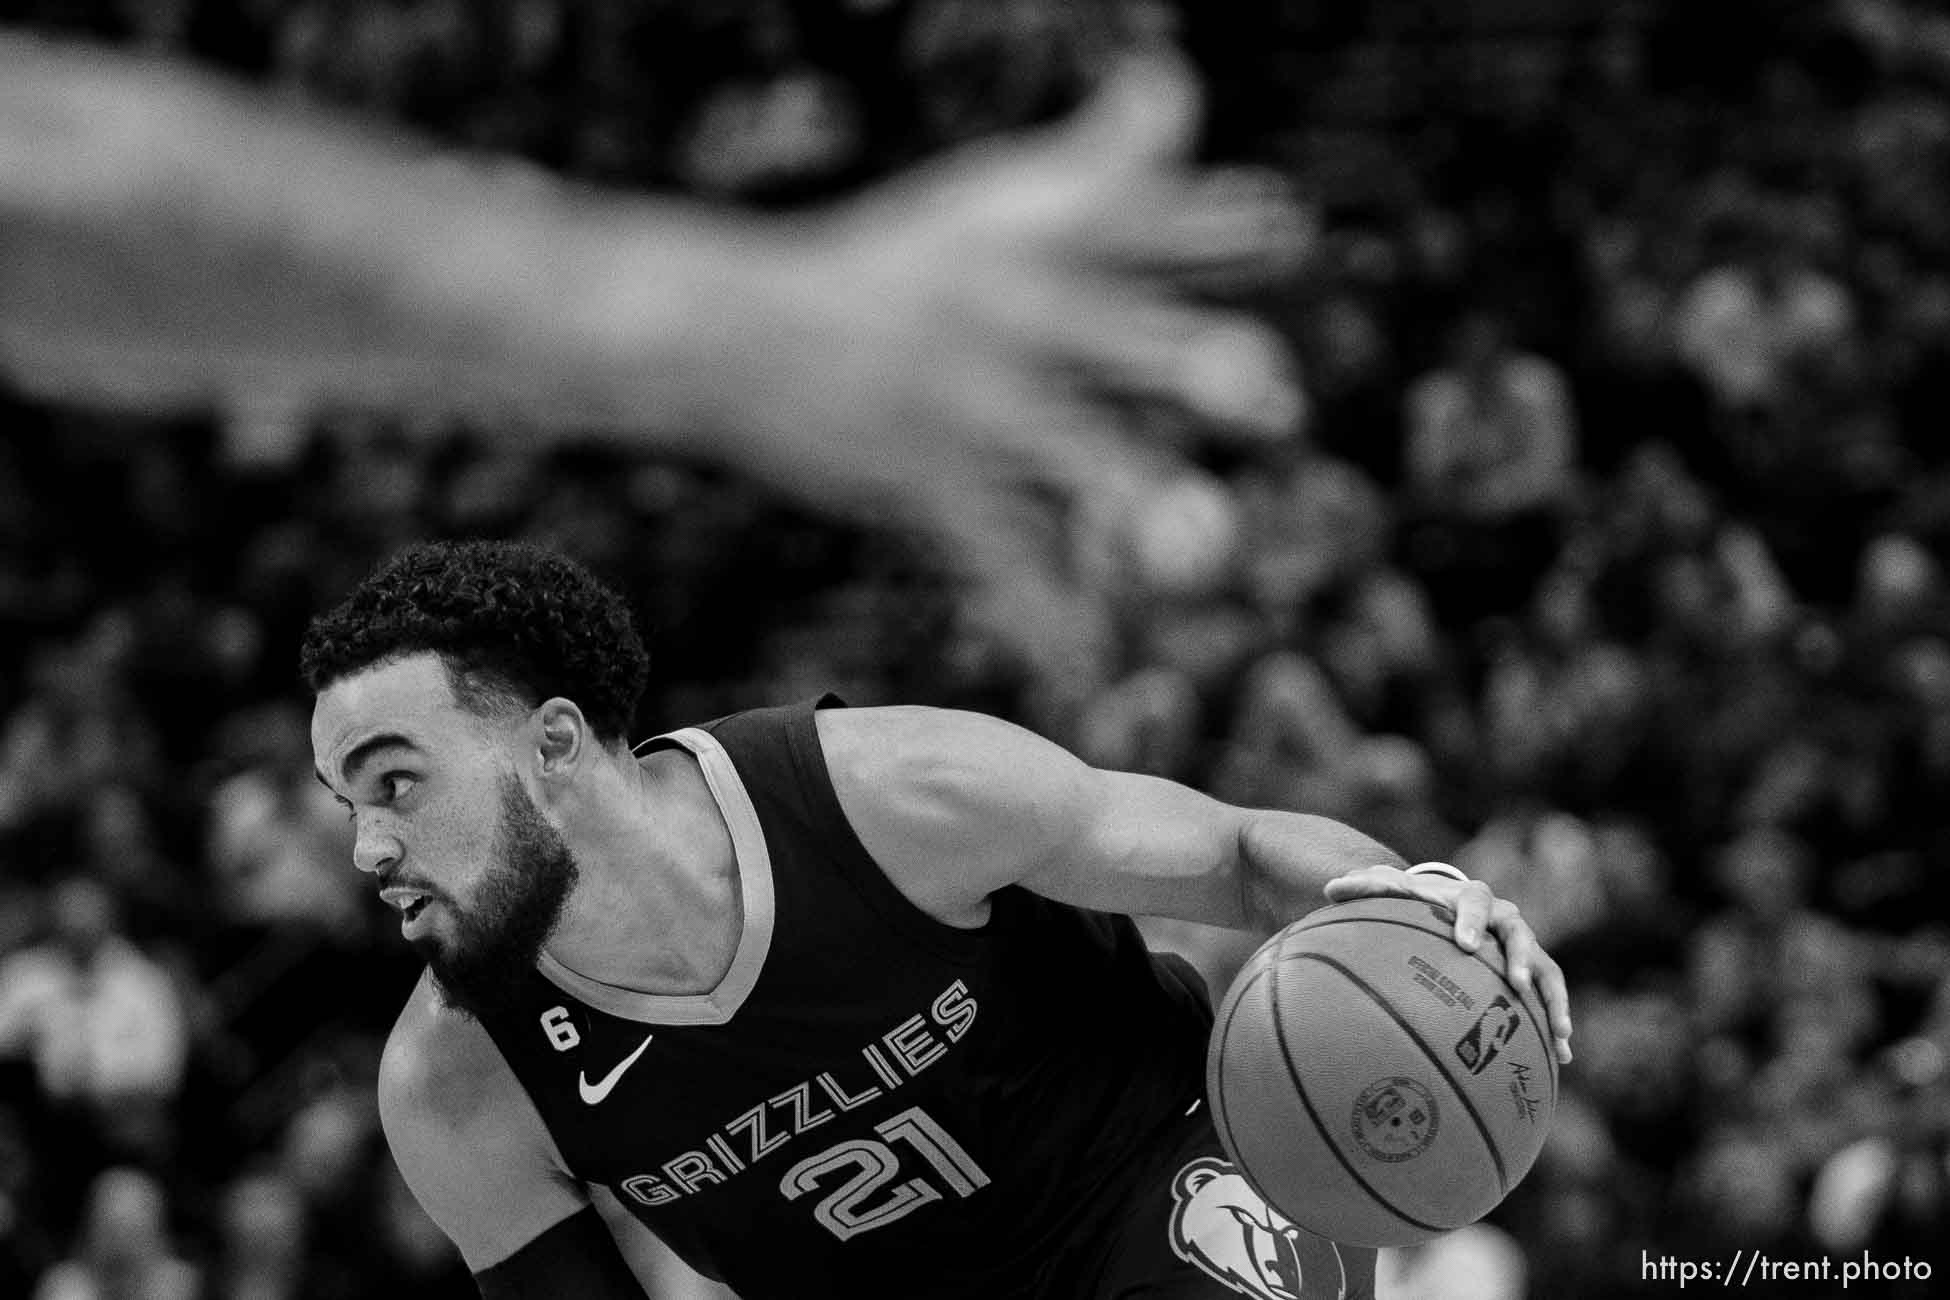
[0,34,1306,669]
[0,31,762,436]
[818,705,1573,1063]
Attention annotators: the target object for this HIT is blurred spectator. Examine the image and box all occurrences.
[205,705,361,935]
[1401,311,1579,625]
[0,629,159,837]
[1076,665,1202,780]
[210,1170,306,1300]
[1297,292,1404,485]
[31,1167,197,1300]
[1808,1037,1950,1286]
[1456,811,1611,947]
[1673,223,1855,420]
[1235,452,1391,640]
[903,0,1159,146]
[679,63,861,197]
[76,784,195,942]
[1404,312,1580,524]
[370,1162,473,1299]
[1377,1222,1528,1300]
[1572,984,1699,1175]
[1679,1128,1808,1254]
[0,1104,55,1296]
[1472,570,1655,810]
[0,878,188,1148]
[1336,735,1464,866]
[275,1087,390,1300]
[1210,651,1365,817]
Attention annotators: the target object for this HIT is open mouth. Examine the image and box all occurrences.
[381,885,434,922]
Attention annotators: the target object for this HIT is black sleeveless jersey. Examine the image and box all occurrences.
[472,698,1216,1299]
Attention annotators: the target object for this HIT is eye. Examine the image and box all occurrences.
[379,772,418,805]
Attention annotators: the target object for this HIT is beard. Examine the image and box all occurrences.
[414,772,579,1025]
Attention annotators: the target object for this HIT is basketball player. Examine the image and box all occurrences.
[1,34,1301,665]
[302,541,1573,1300]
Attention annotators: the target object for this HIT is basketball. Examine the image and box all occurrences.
[1206,896,1558,1248]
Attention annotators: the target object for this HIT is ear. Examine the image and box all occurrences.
[532,698,589,777]
[1179,1162,1220,1197]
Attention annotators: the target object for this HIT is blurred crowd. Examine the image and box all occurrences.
[6,0,1950,1297]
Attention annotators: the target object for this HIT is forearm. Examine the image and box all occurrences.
[1235,810,1408,933]
[0,34,769,432]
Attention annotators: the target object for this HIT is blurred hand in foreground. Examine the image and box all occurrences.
[0,37,1307,668]
[689,53,1308,670]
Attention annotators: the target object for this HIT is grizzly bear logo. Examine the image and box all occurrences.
[1167,1157,1348,1299]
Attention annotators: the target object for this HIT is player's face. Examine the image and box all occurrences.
[310,653,580,1022]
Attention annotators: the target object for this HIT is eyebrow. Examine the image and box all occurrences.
[313,732,421,795]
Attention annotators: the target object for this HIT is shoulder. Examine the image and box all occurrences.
[378,972,588,1271]
[380,970,513,1126]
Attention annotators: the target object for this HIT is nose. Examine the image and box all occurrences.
[352,823,401,877]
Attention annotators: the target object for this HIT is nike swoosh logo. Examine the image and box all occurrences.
[578,1033,655,1105]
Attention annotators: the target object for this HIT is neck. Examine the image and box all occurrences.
[541,743,741,996]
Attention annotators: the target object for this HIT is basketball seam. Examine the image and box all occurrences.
[1265,940,1449,1238]
[1287,912,1559,1093]
[1211,966,1290,1224]
[1211,931,1335,1233]
[1287,951,1511,1196]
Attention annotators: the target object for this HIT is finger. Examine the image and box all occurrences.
[962,53,1202,223]
[1054,50,1203,183]
[967,386,1241,604]
[1532,953,1574,1062]
[939,362,1172,510]
[1451,881,1494,951]
[1088,170,1317,275]
[1177,320,1306,436]
[1320,864,1400,901]
[991,274,1302,437]
[1489,900,1539,993]
[920,480,1111,679]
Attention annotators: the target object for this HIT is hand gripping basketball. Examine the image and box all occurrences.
[1323,864,1571,1065]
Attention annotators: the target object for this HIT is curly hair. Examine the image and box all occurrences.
[300,540,649,743]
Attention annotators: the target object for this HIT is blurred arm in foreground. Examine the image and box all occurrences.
[0,33,1307,663]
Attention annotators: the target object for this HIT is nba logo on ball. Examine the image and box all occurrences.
[1454,996,1523,1075]
[1206,897,1558,1247]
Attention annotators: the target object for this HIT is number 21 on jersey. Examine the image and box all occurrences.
[780,1106,989,1241]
